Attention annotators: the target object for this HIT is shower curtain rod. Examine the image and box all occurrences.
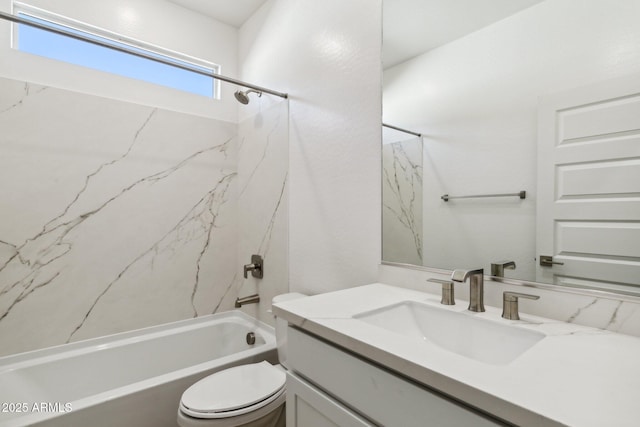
[0,11,288,99]
[382,123,422,137]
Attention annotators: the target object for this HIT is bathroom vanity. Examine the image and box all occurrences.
[285,326,503,426]
[273,283,640,427]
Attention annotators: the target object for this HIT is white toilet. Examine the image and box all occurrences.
[177,293,306,427]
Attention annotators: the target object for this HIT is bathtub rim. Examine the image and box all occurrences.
[0,310,274,367]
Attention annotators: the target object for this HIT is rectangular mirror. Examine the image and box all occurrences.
[382,0,640,295]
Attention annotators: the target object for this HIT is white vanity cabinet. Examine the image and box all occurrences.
[286,373,374,427]
[286,327,507,427]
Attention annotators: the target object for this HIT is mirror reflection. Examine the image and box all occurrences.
[382,125,423,266]
[382,0,640,294]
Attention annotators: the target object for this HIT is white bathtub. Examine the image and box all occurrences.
[0,311,277,427]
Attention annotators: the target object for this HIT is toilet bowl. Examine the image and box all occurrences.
[177,293,306,427]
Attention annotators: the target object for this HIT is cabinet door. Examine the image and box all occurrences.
[286,373,374,427]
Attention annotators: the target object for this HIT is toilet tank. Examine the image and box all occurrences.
[272,293,306,369]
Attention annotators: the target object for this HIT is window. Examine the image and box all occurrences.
[12,6,219,98]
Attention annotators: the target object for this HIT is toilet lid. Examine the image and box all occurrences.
[181,362,285,415]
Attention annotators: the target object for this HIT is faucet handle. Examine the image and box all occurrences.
[427,278,455,305]
[243,254,264,279]
[491,260,516,277]
[502,291,540,320]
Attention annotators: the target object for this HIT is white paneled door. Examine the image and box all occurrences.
[536,73,640,292]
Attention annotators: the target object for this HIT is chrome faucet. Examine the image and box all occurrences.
[451,268,485,312]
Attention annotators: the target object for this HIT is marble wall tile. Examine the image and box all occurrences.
[382,138,423,265]
[235,100,289,325]
[0,77,240,356]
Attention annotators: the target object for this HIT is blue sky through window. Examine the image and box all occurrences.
[17,14,216,97]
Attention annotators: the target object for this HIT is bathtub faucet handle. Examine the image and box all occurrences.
[243,254,263,279]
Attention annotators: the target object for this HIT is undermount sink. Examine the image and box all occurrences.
[354,301,544,365]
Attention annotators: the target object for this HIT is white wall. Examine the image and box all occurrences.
[0,0,238,120]
[383,0,640,280]
[239,0,382,296]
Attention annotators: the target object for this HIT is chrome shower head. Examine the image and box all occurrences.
[234,89,262,104]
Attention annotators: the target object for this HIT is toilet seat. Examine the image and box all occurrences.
[180,362,286,419]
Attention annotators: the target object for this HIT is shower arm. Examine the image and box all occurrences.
[0,11,288,100]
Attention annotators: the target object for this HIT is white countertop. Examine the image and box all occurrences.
[273,283,640,427]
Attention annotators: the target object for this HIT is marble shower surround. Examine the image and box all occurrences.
[382,138,423,265]
[0,77,287,357]
[236,101,289,325]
